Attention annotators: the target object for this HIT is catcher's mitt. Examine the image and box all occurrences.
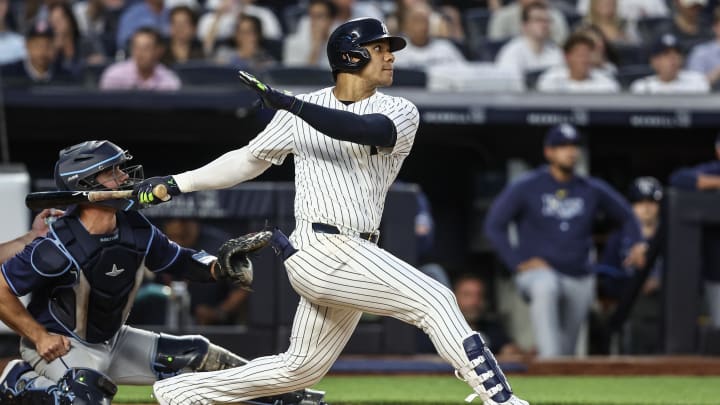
[215,231,273,289]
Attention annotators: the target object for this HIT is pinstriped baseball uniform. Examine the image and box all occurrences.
[153,87,475,404]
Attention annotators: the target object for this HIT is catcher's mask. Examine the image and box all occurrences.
[327,17,406,79]
[54,140,144,211]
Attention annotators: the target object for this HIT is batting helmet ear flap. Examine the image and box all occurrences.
[339,47,371,70]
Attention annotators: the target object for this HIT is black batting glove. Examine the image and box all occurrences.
[134,176,181,206]
[237,71,303,113]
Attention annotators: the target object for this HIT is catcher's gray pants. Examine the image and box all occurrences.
[20,325,159,388]
[154,222,475,404]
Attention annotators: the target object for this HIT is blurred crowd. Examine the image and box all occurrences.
[1,0,720,91]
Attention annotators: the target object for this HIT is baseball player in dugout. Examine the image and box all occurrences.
[0,140,325,405]
[484,124,646,358]
[134,17,529,405]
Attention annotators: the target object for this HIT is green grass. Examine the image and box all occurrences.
[116,376,720,404]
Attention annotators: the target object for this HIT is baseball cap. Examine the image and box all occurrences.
[544,124,582,147]
[25,21,54,39]
[628,176,663,203]
[650,33,683,57]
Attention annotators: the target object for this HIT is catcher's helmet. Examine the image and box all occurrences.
[54,140,144,210]
[327,17,406,76]
[628,176,663,203]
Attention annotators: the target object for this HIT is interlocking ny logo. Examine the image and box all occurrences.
[105,264,125,277]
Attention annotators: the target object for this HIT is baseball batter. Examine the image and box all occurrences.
[136,18,528,405]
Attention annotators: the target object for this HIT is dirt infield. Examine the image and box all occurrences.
[524,356,720,375]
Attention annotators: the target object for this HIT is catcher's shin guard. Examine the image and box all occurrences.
[456,332,514,404]
[246,388,328,405]
[153,334,248,378]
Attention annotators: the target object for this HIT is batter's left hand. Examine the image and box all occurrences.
[623,242,647,269]
[237,71,298,111]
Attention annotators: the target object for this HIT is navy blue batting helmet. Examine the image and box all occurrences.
[628,176,663,203]
[54,140,144,210]
[327,17,406,76]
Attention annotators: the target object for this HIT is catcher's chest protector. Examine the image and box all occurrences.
[49,213,151,343]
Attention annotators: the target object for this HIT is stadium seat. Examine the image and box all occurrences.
[636,17,671,44]
[613,43,648,67]
[616,64,655,89]
[563,11,583,28]
[524,68,547,91]
[282,4,306,35]
[463,8,492,59]
[174,62,244,86]
[263,66,334,86]
[392,68,427,87]
[477,38,511,62]
[84,63,111,88]
[263,38,284,62]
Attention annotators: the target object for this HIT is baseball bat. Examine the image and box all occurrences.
[25,185,168,209]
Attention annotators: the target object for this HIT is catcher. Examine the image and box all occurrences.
[0,140,325,405]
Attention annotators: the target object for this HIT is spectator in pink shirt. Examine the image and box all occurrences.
[100,27,181,90]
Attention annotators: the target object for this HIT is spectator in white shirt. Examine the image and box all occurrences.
[331,0,384,23]
[283,0,336,68]
[393,2,467,69]
[0,0,26,65]
[576,23,618,75]
[686,7,720,87]
[387,0,462,41]
[537,32,620,92]
[576,0,669,22]
[631,33,709,93]
[495,2,563,75]
[488,0,569,45]
[198,0,282,54]
[581,0,640,44]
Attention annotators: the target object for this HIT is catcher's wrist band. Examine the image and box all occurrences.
[183,250,217,282]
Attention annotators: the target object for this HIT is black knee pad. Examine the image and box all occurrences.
[153,334,210,378]
[56,368,117,405]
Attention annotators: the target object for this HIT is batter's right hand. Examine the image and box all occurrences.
[134,176,181,206]
[237,71,298,112]
[36,333,70,362]
[516,257,550,273]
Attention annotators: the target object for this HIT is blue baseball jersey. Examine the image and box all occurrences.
[669,160,720,189]
[1,211,198,341]
[484,166,642,276]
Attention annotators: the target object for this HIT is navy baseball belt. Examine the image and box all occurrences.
[311,223,379,244]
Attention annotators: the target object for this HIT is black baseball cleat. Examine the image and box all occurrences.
[244,388,328,405]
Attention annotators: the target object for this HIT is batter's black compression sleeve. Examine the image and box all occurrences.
[290,101,397,147]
